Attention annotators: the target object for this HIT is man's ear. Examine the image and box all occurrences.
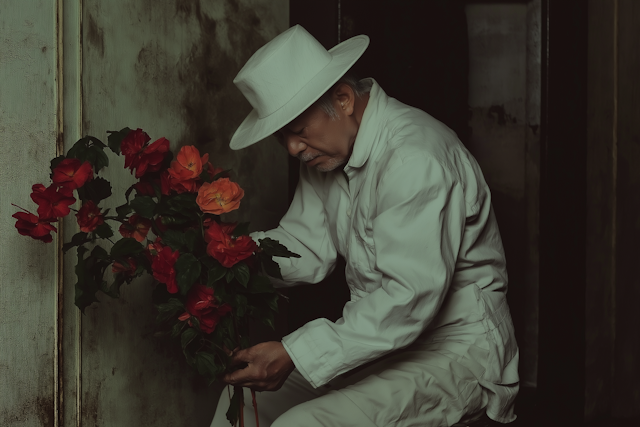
[333,83,356,116]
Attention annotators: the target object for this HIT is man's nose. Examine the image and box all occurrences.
[285,136,307,157]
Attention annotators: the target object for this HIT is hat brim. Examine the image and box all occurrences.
[229,35,370,150]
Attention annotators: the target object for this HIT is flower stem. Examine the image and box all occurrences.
[11,204,33,215]
[251,389,259,427]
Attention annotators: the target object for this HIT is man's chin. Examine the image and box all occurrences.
[313,157,346,172]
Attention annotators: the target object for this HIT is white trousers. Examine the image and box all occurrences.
[211,325,494,427]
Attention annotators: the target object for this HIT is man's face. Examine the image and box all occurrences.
[275,103,356,172]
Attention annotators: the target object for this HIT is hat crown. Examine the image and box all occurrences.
[234,25,332,119]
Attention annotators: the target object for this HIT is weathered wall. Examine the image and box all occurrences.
[71,1,289,426]
[587,0,640,419]
[465,1,540,389]
[0,1,60,426]
[1,0,288,426]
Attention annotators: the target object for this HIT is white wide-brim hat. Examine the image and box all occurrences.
[229,25,370,150]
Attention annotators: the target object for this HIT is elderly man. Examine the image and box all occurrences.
[210,25,519,427]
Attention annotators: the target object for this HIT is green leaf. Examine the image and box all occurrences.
[247,275,273,294]
[124,184,135,202]
[184,228,200,253]
[232,222,250,238]
[130,195,157,218]
[74,246,94,312]
[94,223,113,239]
[107,127,132,155]
[91,245,110,260]
[181,327,199,350]
[264,292,279,312]
[261,310,276,330]
[207,263,227,287]
[170,320,186,338]
[226,386,243,425]
[87,145,109,173]
[167,193,199,214]
[77,177,112,203]
[260,253,283,280]
[157,298,185,323]
[195,352,224,385]
[199,168,212,183]
[232,263,250,287]
[74,246,101,313]
[85,136,107,148]
[259,237,301,258]
[161,229,186,252]
[63,232,89,254]
[110,237,144,257]
[225,268,235,283]
[175,253,201,295]
[67,136,109,172]
[189,315,201,331]
[235,294,248,317]
[66,137,89,160]
[116,203,133,219]
[157,214,191,227]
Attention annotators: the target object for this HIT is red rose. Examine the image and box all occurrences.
[152,246,180,293]
[178,284,231,334]
[12,211,57,243]
[119,214,152,242]
[133,180,157,196]
[145,237,164,263]
[52,158,93,190]
[30,183,76,220]
[205,221,257,268]
[121,129,170,178]
[75,200,104,232]
[112,257,137,276]
[121,129,150,166]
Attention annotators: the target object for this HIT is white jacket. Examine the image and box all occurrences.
[251,80,519,423]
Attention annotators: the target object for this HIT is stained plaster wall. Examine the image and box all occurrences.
[68,1,289,426]
[465,1,541,389]
[2,0,288,426]
[0,1,59,425]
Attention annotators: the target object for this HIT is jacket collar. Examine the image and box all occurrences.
[344,79,388,173]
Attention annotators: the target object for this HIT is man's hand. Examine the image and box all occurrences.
[221,341,295,391]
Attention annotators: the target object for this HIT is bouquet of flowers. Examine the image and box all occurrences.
[12,128,298,426]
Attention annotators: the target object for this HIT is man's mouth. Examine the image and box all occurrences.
[299,153,321,163]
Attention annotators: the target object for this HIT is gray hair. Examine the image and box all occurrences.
[314,74,372,119]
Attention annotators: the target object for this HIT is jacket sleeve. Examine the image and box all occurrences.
[282,154,467,387]
[250,164,337,288]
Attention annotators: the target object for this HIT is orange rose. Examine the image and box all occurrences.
[196,178,244,215]
[168,146,208,181]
